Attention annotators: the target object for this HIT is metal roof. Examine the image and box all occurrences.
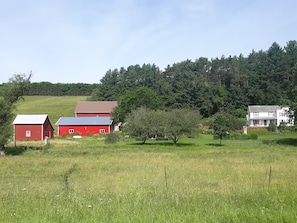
[248,105,280,112]
[75,101,117,114]
[55,117,113,126]
[13,114,49,124]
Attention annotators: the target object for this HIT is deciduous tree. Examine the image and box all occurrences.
[211,113,236,145]
[164,109,200,145]
[0,73,31,150]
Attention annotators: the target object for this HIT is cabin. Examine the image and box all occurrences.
[55,117,113,136]
[74,101,117,117]
[13,114,54,141]
[246,105,294,127]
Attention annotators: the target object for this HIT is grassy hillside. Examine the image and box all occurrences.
[14,96,87,126]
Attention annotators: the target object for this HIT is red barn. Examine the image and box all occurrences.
[55,117,113,136]
[74,101,117,117]
[13,114,54,141]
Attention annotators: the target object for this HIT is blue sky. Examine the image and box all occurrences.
[1,0,296,84]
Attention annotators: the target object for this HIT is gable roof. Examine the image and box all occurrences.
[75,101,117,114]
[13,114,50,125]
[248,105,280,112]
[55,117,113,126]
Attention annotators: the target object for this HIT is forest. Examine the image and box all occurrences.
[90,41,297,118]
[1,40,297,118]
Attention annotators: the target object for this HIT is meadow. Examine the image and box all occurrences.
[14,96,88,127]
[1,96,296,222]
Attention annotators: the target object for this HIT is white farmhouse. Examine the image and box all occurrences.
[247,105,294,127]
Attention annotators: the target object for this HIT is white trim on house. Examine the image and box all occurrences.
[247,105,294,127]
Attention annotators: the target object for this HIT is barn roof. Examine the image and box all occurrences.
[75,101,117,114]
[248,105,280,112]
[13,114,50,125]
[55,117,113,126]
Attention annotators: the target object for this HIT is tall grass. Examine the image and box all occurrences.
[1,135,297,222]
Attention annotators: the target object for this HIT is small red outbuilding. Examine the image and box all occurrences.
[13,114,54,141]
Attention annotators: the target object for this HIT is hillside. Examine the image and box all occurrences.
[14,96,87,128]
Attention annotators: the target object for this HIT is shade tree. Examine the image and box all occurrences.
[0,73,31,150]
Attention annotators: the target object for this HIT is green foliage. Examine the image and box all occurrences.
[250,133,258,140]
[232,108,247,118]
[104,132,121,144]
[278,121,287,134]
[0,100,14,149]
[0,73,32,149]
[0,82,98,97]
[211,113,236,145]
[123,107,200,145]
[123,107,156,144]
[88,40,297,118]
[164,109,201,145]
[115,87,163,121]
[267,123,277,132]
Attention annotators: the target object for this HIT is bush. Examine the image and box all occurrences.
[250,133,258,140]
[267,123,277,132]
[104,132,121,144]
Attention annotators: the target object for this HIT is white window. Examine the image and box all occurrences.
[69,129,74,134]
[253,112,259,117]
[100,129,105,134]
[268,112,274,117]
[26,130,31,137]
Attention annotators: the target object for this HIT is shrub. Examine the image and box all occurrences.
[267,123,277,132]
[104,132,121,144]
[250,133,258,140]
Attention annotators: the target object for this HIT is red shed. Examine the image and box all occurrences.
[13,114,54,141]
[75,101,117,117]
[55,117,113,136]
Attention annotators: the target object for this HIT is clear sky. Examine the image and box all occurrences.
[1,0,296,84]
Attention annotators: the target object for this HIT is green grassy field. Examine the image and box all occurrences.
[14,96,87,127]
[1,96,296,222]
[2,134,297,222]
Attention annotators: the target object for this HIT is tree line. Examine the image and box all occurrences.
[90,40,297,119]
[1,40,296,120]
[0,82,99,96]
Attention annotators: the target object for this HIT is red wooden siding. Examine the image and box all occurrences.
[43,118,55,139]
[58,125,110,136]
[14,124,43,141]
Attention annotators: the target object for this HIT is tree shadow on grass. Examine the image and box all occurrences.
[275,138,297,146]
[205,143,224,147]
[4,146,43,155]
[129,141,197,147]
